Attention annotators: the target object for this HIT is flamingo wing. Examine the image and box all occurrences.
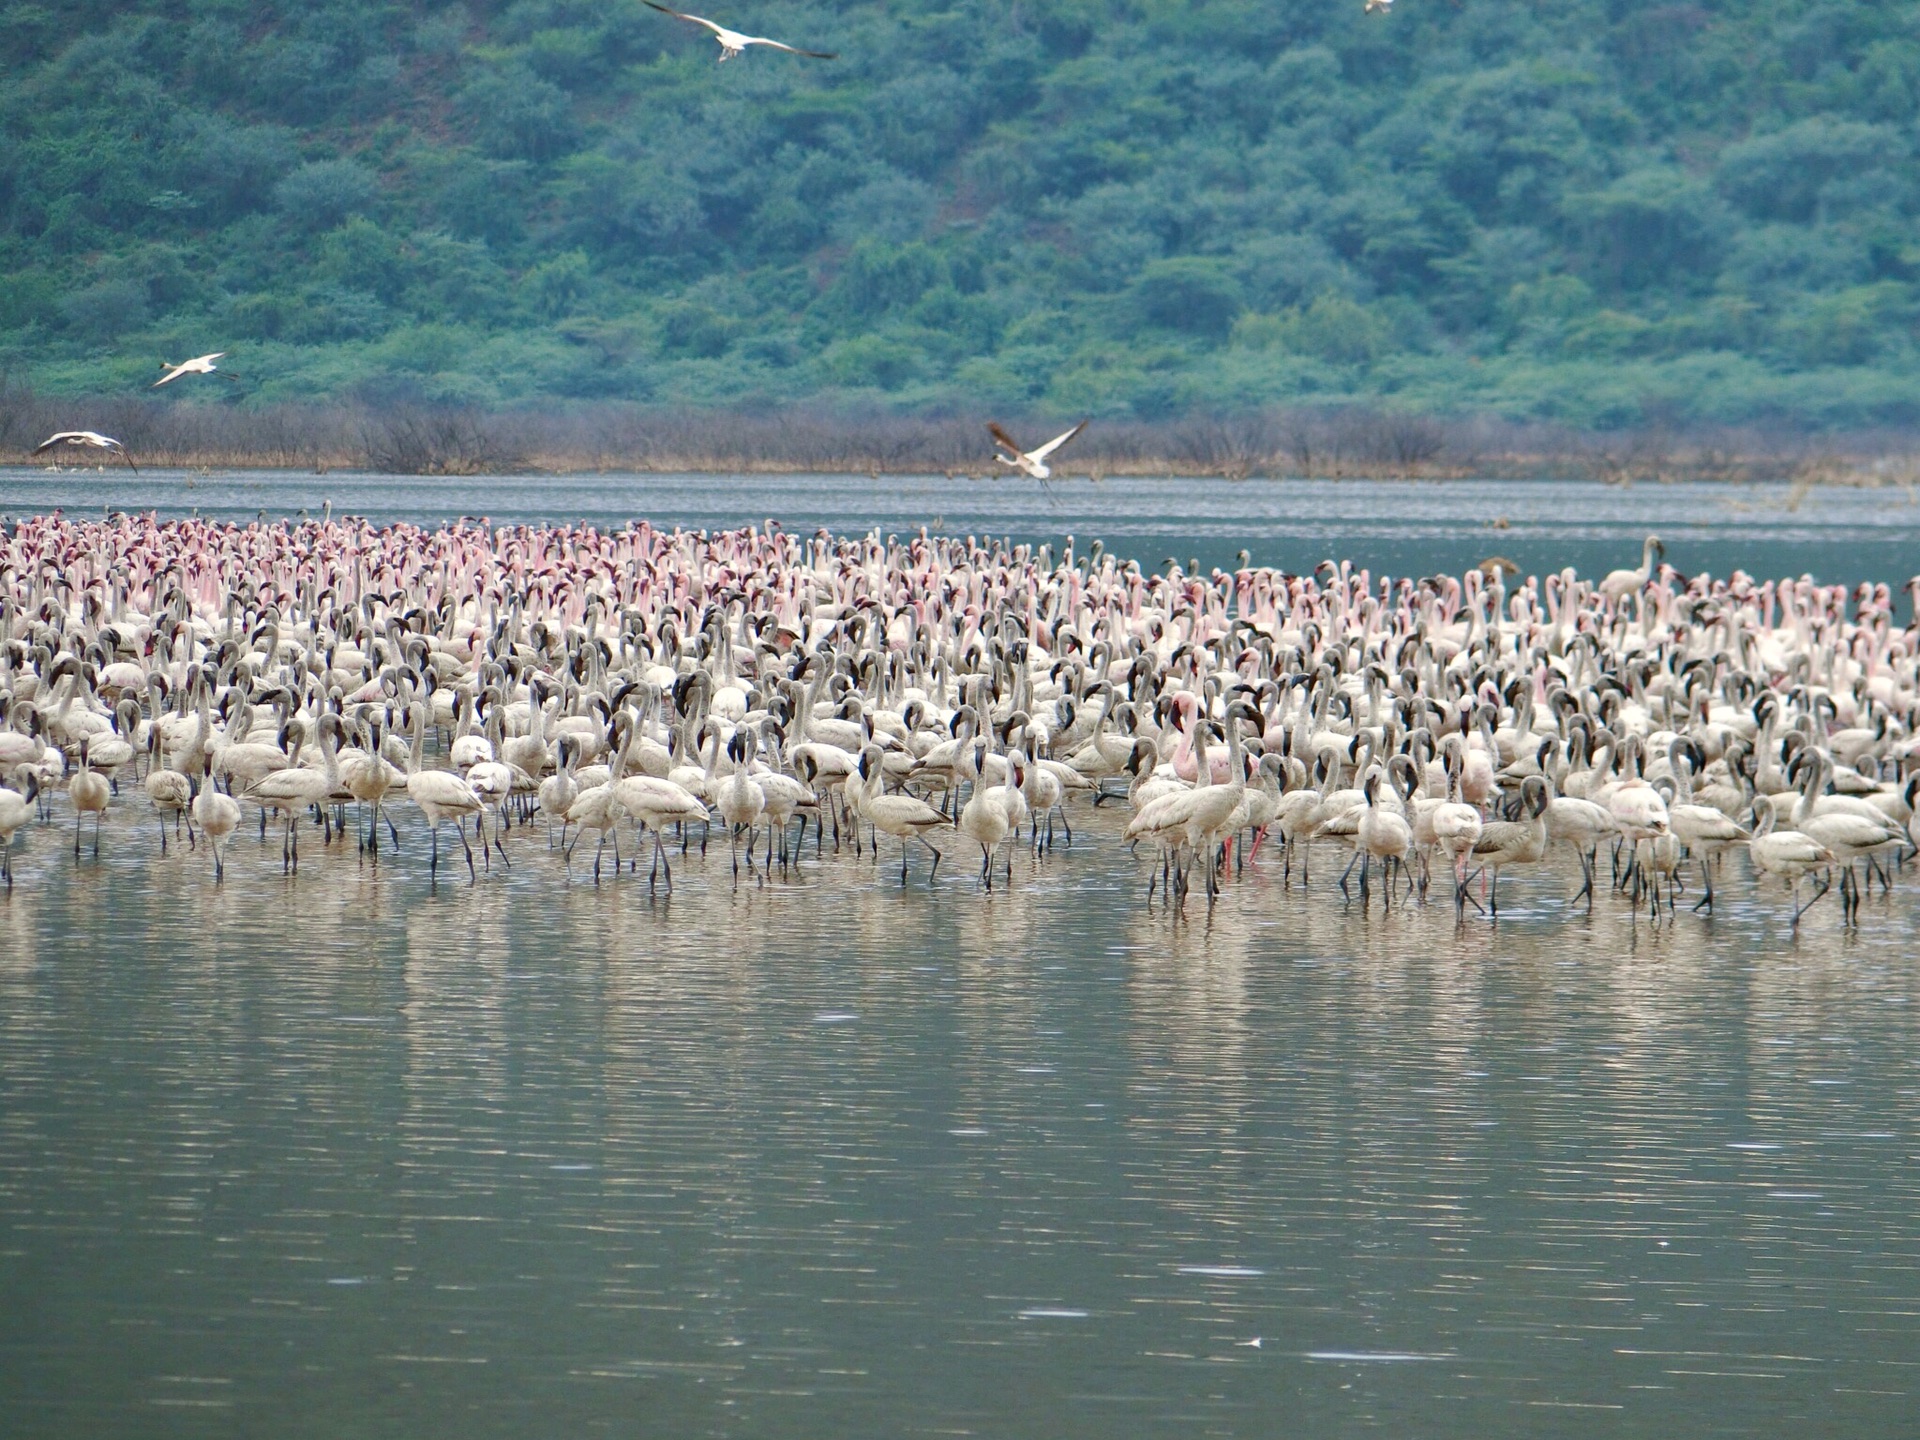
[643,1,727,36]
[1028,419,1088,462]
[743,36,837,58]
[986,421,1025,458]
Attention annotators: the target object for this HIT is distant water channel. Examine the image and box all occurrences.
[3,468,1919,587]
[2,471,1919,1439]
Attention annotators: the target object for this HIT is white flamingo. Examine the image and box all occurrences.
[0,777,37,887]
[642,2,837,59]
[69,736,113,857]
[958,739,1018,889]
[31,431,137,470]
[1353,764,1414,908]
[143,725,193,854]
[853,746,947,886]
[191,777,242,882]
[404,701,484,881]
[1747,805,1835,928]
[153,352,237,388]
[1469,776,1550,918]
[713,727,767,879]
[989,420,1089,480]
[1598,535,1663,601]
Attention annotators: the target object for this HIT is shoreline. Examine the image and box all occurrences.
[3,452,1918,488]
[6,396,1920,486]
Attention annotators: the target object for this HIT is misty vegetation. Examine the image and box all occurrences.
[6,0,1920,433]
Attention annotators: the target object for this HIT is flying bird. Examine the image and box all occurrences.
[642,2,837,60]
[988,420,1089,480]
[1365,0,1393,13]
[30,431,138,471]
[153,352,237,388]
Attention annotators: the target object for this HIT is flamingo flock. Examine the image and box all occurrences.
[0,511,1913,929]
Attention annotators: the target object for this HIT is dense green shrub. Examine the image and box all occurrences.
[7,0,1920,429]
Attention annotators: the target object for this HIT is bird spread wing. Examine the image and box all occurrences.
[987,422,1025,457]
[644,1,725,36]
[153,367,186,388]
[1030,419,1088,462]
[745,36,837,58]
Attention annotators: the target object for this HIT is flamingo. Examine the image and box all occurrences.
[958,739,1018,889]
[0,777,37,887]
[69,736,112,857]
[988,420,1089,480]
[713,727,767,879]
[191,776,242,882]
[143,725,193,853]
[1468,775,1550,918]
[1598,535,1664,601]
[404,701,484,881]
[642,2,837,59]
[852,746,947,886]
[613,769,709,893]
[153,352,237,388]
[340,711,404,858]
[1747,805,1835,928]
[537,735,581,849]
[31,431,137,470]
[1429,753,1484,916]
[1353,764,1414,908]
[241,716,341,873]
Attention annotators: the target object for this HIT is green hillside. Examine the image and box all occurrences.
[5,0,1920,428]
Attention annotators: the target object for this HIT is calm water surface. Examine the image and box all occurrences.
[2,473,1919,1438]
[2,815,1917,1439]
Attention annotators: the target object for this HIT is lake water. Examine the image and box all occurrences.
[2,471,1919,1439]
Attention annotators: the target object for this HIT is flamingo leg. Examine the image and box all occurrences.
[1569,852,1590,906]
[1792,874,1830,927]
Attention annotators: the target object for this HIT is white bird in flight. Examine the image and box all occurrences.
[153,352,237,388]
[1365,0,1393,12]
[642,2,837,60]
[988,420,1089,480]
[30,431,138,471]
